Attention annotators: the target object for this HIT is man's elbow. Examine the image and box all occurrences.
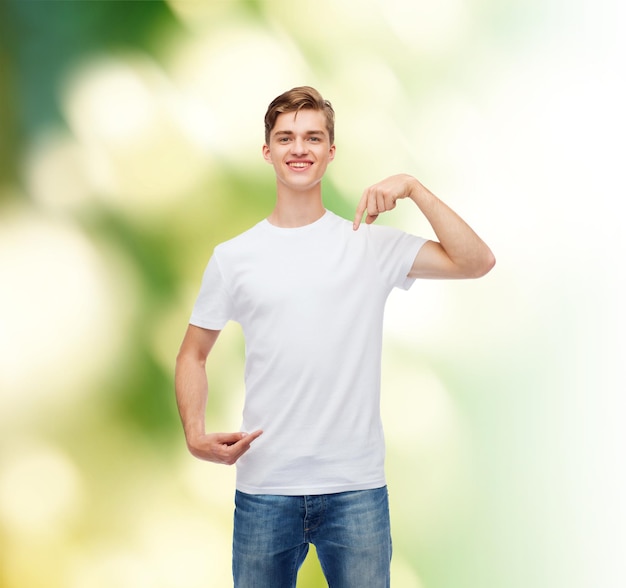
[175,346,207,373]
[470,249,496,278]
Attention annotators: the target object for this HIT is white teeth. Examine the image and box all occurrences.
[289,162,310,168]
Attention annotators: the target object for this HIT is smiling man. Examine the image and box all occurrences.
[175,86,495,587]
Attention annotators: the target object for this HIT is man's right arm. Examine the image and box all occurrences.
[175,324,262,465]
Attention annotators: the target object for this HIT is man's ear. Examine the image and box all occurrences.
[262,144,272,163]
[328,144,336,161]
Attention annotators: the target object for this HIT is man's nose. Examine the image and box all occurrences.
[291,137,308,154]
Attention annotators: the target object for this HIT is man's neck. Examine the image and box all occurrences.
[267,188,326,228]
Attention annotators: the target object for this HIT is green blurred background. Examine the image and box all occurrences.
[0,1,623,587]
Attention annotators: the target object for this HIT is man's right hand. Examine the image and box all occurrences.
[186,430,263,465]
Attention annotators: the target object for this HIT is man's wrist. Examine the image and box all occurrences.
[407,176,426,204]
[184,426,206,446]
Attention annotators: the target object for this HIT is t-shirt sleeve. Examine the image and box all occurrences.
[367,224,428,290]
[189,253,233,329]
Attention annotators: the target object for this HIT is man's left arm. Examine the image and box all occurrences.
[353,173,495,279]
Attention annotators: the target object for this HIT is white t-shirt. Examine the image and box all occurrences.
[190,210,426,495]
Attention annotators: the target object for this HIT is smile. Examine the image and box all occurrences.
[287,162,312,169]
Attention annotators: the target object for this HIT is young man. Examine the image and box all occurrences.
[175,86,495,587]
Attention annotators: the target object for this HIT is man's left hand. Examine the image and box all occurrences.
[353,174,418,230]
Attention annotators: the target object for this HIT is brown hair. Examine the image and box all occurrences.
[264,86,335,145]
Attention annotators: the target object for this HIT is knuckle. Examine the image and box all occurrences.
[220,451,235,466]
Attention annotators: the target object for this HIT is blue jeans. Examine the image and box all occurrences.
[232,486,391,588]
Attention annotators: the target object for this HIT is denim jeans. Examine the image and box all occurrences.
[232,486,391,588]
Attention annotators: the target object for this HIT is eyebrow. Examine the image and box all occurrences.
[273,130,325,137]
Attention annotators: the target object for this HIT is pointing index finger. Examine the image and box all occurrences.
[353,190,368,230]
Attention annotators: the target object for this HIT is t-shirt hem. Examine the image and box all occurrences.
[189,317,228,330]
[235,478,387,496]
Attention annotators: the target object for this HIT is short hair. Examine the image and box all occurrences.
[264,86,335,145]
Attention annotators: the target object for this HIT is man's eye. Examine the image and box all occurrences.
[309,137,320,142]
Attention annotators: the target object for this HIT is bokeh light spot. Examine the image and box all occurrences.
[0,443,83,535]
[62,54,211,213]
[0,208,135,419]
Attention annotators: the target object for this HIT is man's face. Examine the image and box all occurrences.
[263,109,335,193]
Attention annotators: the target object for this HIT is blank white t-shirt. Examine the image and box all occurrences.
[190,210,426,495]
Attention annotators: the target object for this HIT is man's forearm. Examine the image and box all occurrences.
[174,352,263,465]
[175,355,208,445]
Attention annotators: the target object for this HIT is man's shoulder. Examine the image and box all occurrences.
[214,220,266,254]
